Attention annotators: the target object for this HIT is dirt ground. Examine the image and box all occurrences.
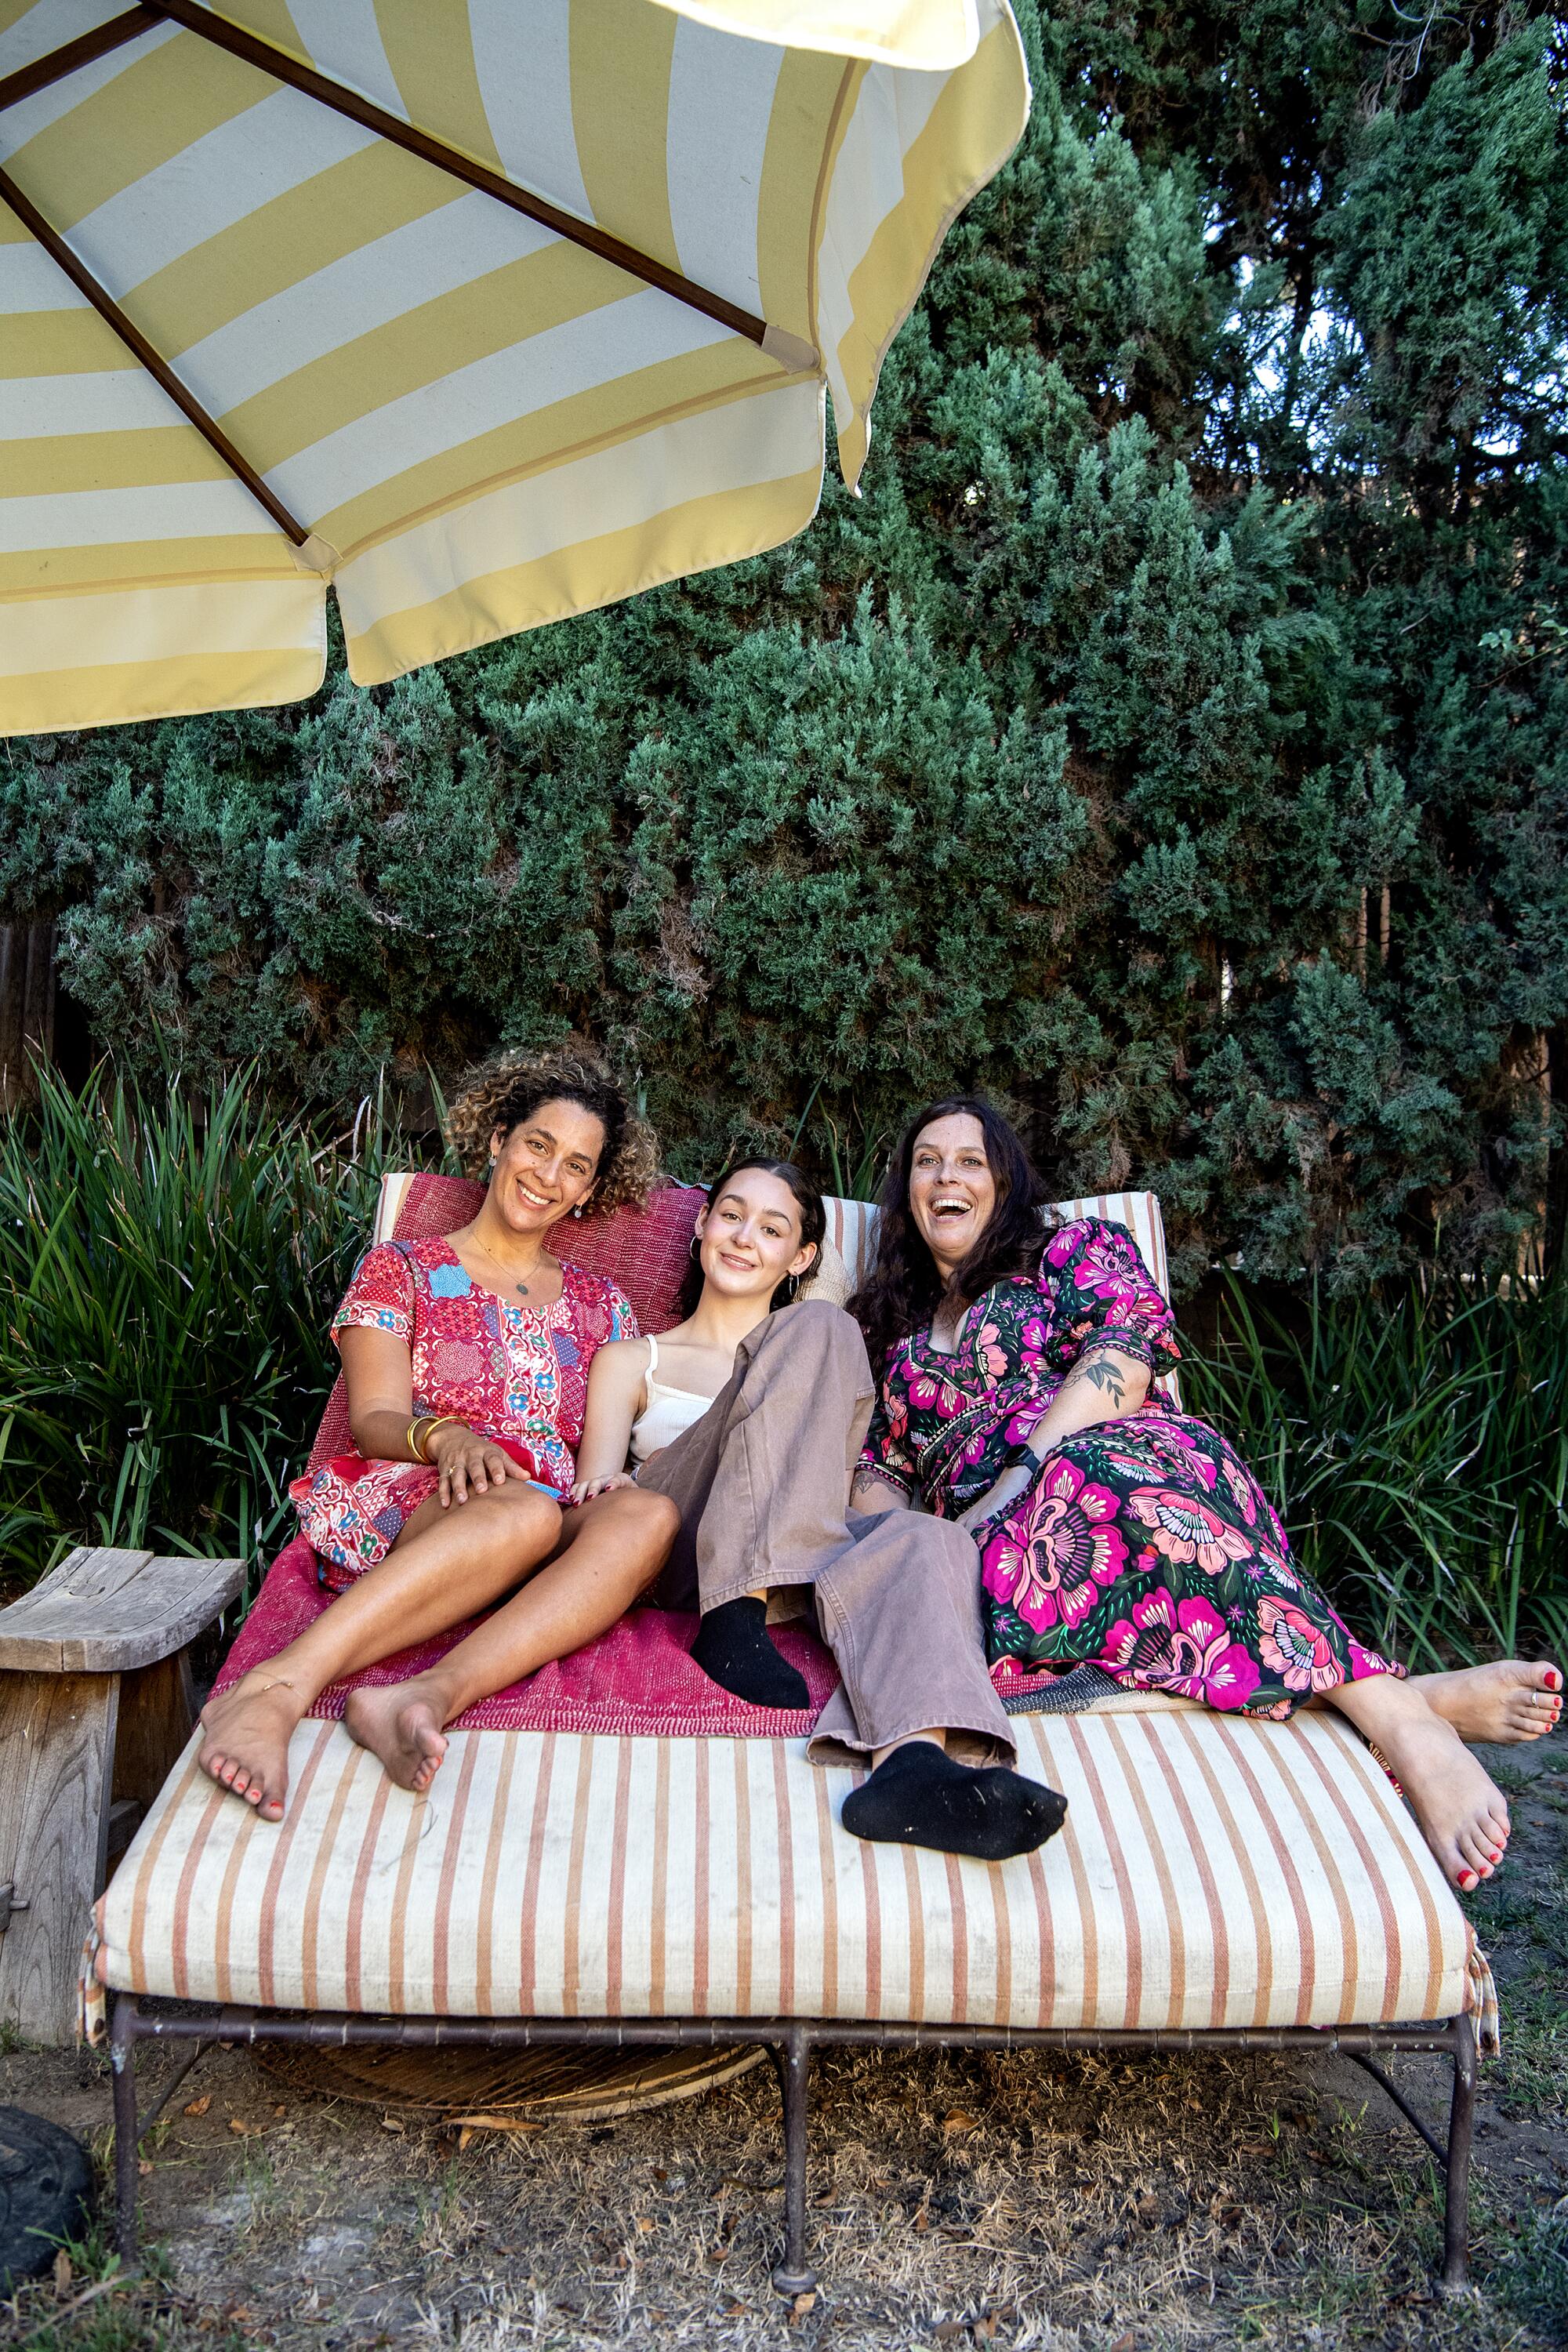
[2,1727,1564,2352]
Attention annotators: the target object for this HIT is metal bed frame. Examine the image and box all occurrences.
[108,1996,1477,2297]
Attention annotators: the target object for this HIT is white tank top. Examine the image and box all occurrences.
[629,1331,715,1463]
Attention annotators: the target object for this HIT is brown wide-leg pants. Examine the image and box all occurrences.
[633,1300,1015,1768]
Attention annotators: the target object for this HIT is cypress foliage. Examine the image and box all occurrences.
[2,3,1565,1291]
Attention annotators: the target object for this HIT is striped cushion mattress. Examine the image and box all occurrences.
[93,1701,1489,2034]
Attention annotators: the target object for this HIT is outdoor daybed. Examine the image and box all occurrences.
[85,1181,1495,2295]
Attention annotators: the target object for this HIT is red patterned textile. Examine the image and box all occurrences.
[216,1538,1067,1737]
[218,1541,1073,1738]
[307,1177,704,1475]
[293,1240,633,1584]
[552,1181,705,1331]
[381,1171,484,1240]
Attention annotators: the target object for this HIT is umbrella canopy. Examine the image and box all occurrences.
[0,0,1027,736]
[650,0,989,70]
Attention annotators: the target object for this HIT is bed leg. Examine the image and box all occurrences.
[769,2026,816,2299]
[109,1994,141,2270]
[1439,2011,1476,2293]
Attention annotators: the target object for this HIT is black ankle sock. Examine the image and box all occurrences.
[840,1740,1068,1861]
[691,1595,811,1710]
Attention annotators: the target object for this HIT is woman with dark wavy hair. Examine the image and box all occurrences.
[196,1051,681,1821]
[847,1097,1563,1892]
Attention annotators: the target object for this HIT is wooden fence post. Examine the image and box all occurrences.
[0,916,56,1112]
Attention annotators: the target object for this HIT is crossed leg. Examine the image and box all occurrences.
[344,1485,680,1790]
[1305,1645,1563,1889]
[1411,1657,1562,1744]
[198,1483,677,1819]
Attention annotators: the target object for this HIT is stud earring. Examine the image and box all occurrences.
[572,1203,583,1218]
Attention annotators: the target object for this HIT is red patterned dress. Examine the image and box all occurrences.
[291,1237,636,1589]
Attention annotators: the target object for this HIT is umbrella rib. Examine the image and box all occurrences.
[143,0,797,358]
[0,164,310,549]
[0,7,161,113]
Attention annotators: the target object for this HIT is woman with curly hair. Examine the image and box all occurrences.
[846,1098,1563,1889]
[197,1052,679,1820]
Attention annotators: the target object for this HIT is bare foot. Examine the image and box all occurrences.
[1368,1704,1512,1890]
[343,1679,451,1793]
[198,1674,306,1821]
[1414,1658,1563,1746]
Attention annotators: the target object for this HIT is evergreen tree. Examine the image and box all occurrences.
[3,2,1565,1290]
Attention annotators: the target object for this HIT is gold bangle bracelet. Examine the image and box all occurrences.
[412,1414,461,1464]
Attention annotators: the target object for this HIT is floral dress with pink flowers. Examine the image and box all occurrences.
[859,1218,1400,1718]
[290,1237,636,1591]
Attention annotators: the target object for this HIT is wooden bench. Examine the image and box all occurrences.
[0,1548,242,2042]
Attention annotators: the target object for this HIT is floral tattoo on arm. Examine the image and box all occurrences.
[1079,1356,1127,1406]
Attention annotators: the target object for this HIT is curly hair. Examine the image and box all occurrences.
[848,1096,1051,1369]
[445,1049,659,1219]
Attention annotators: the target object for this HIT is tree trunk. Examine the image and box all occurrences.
[0,918,56,1112]
[1546,1024,1568,1283]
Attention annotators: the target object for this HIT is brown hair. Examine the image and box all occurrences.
[445,1049,659,1219]
[849,1095,1051,1367]
[675,1157,826,1316]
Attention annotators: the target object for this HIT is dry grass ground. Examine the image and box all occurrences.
[2,1727,1563,2352]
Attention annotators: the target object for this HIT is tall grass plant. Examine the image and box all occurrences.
[0,1065,405,1597]
[1182,1274,1568,1668]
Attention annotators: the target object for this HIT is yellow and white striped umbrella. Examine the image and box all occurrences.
[0,0,1027,735]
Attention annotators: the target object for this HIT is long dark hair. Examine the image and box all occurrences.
[677,1158,826,1317]
[848,1098,1051,1367]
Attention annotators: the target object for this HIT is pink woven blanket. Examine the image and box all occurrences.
[217,1539,1067,1740]
[214,1537,843,1739]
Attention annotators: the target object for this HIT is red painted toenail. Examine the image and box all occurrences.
[1459,1871,1477,1889]
[1548,1670,1563,1691]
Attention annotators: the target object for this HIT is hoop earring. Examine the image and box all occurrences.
[688,1235,702,1261]
[572,1203,583,1218]
[782,1273,801,1304]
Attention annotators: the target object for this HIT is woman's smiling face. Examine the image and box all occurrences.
[696,1168,818,1303]
[909,1112,998,1278]
[488,1096,605,1235]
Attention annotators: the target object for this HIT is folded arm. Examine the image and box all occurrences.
[953,1343,1152,1537]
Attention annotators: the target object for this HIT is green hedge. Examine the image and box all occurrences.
[0,1066,396,1597]
[1182,1276,1568,1668]
[2,5,1566,1292]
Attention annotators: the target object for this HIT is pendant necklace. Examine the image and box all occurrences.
[477,1237,543,1301]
